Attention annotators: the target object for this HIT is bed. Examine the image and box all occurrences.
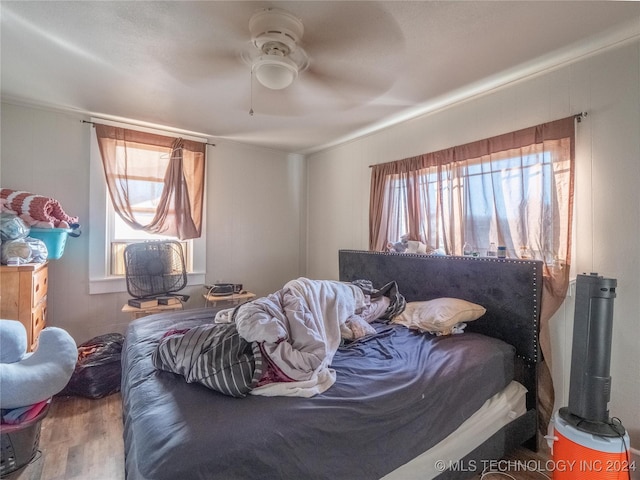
[121,250,542,480]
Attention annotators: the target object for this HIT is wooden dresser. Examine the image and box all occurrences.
[0,262,48,351]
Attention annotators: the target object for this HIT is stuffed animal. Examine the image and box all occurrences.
[387,234,432,255]
[0,320,77,409]
[387,234,409,253]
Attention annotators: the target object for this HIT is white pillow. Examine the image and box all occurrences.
[392,297,486,335]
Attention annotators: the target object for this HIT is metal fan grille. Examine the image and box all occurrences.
[124,241,187,298]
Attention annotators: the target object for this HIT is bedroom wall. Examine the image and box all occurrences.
[306,41,640,446]
[0,102,305,343]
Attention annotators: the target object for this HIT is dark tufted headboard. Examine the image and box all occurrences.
[338,250,542,412]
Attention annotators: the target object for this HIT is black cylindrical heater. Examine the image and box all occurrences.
[552,273,631,480]
[559,273,621,436]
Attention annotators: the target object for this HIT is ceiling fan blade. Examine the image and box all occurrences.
[175,2,261,44]
[265,2,407,109]
[152,2,268,84]
[300,2,405,59]
[301,55,400,109]
[156,47,233,83]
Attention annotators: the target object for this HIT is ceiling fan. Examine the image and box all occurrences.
[185,2,407,116]
[242,8,309,90]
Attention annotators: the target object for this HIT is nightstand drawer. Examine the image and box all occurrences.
[33,265,48,305]
[31,299,47,350]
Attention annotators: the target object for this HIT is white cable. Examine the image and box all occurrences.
[204,285,215,307]
[480,470,516,480]
[480,465,551,479]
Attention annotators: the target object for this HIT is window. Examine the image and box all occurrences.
[387,148,561,259]
[108,199,192,276]
[89,120,206,294]
[388,168,445,249]
[461,150,559,260]
[370,117,574,266]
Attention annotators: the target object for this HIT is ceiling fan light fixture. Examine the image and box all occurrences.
[253,54,298,90]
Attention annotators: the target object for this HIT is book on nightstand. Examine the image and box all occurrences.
[127,298,158,309]
[157,296,181,305]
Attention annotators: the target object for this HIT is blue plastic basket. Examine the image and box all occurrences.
[28,228,71,260]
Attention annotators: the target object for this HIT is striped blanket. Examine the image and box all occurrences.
[1,188,78,228]
[152,324,263,397]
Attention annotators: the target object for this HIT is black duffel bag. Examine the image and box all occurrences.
[58,333,124,399]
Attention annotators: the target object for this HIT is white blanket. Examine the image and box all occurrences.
[232,277,366,397]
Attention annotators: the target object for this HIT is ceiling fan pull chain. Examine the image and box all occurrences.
[249,68,254,116]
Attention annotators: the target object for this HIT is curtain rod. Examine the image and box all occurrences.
[81,120,216,147]
[368,112,588,168]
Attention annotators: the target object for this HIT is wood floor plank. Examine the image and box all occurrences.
[64,443,85,479]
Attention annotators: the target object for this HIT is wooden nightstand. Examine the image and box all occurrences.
[203,291,256,307]
[122,302,183,320]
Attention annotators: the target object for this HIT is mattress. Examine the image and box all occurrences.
[122,308,516,480]
[384,380,527,479]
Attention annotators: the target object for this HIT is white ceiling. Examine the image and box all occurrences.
[2,1,640,154]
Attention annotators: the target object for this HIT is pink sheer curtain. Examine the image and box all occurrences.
[370,117,575,442]
[94,124,206,240]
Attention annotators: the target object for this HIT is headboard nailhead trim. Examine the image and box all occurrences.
[339,250,542,364]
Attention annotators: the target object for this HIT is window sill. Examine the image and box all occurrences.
[89,271,206,295]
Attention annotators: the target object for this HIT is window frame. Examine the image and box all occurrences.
[88,119,206,294]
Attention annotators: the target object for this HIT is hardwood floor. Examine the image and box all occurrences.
[7,394,550,480]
